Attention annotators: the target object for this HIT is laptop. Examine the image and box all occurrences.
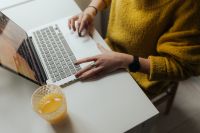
[0,12,101,86]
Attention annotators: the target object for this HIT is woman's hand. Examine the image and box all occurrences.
[74,44,133,80]
[68,7,97,36]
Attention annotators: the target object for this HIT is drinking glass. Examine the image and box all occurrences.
[31,85,67,124]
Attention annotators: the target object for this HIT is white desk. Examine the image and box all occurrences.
[0,0,158,133]
[0,0,33,10]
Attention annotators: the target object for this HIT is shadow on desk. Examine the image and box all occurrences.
[52,116,75,133]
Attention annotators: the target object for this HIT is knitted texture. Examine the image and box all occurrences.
[104,0,200,95]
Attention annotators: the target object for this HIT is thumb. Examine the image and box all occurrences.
[97,43,108,53]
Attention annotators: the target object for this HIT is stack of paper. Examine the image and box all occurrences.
[0,0,33,10]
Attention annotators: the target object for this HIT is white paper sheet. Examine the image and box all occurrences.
[0,0,33,10]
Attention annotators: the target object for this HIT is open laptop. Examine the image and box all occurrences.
[0,12,101,86]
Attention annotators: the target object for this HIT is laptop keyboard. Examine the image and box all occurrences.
[33,25,81,82]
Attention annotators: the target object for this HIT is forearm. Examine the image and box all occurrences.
[89,0,107,11]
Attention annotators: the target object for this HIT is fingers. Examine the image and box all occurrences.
[78,66,103,80]
[79,13,94,36]
[76,14,83,33]
[75,62,96,77]
[78,15,88,36]
[68,12,95,37]
[68,13,88,35]
[75,58,101,78]
[68,15,79,31]
[75,56,97,65]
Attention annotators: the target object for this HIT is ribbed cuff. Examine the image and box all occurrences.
[148,56,167,81]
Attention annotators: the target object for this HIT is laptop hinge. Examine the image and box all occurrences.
[26,37,47,85]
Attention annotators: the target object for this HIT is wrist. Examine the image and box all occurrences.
[120,54,134,68]
[88,6,98,15]
[85,6,98,17]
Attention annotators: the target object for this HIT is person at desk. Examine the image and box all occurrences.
[68,0,200,97]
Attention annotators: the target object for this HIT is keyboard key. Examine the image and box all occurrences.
[71,69,76,74]
[57,64,62,68]
[52,78,57,82]
[64,71,71,77]
[56,76,61,81]
[61,75,66,79]
[75,65,81,71]
[33,25,80,82]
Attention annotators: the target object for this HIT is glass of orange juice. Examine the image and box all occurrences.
[31,85,67,125]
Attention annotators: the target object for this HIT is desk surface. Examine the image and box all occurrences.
[1,0,158,133]
[0,0,33,10]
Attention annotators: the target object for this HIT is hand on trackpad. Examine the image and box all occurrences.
[74,21,87,37]
[78,28,87,37]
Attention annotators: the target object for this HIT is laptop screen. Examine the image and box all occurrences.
[0,12,45,85]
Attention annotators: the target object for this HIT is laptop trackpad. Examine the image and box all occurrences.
[65,30,101,67]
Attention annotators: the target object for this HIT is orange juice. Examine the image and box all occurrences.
[38,93,67,124]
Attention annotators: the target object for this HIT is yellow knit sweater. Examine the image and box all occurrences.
[104,0,200,96]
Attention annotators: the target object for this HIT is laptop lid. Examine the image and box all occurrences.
[0,12,47,85]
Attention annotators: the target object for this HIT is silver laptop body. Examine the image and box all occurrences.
[0,12,101,86]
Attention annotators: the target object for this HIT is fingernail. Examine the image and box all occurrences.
[75,72,81,77]
[75,73,78,78]
[79,76,84,80]
[78,31,82,37]
[74,61,77,65]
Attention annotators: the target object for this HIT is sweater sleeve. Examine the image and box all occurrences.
[149,1,200,81]
[103,0,111,8]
